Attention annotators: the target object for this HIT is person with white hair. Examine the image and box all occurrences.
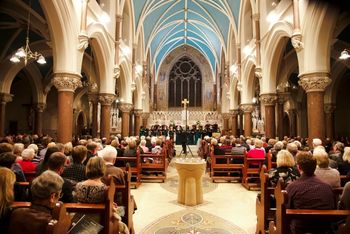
[18,148,36,181]
[100,145,125,185]
[27,143,40,164]
[312,138,322,148]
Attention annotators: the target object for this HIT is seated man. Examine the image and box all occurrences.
[8,170,67,234]
[286,151,335,234]
[62,145,87,183]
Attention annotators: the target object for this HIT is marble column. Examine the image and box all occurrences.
[99,94,115,139]
[53,73,82,143]
[260,94,277,139]
[0,93,13,137]
[35,103,46,136]
[119,103,133,137]
[230,109,239,137]
[276,96,284,140]
[299,72,331,145]
[222,113,230,134]
[142,113,150,129]
[324,104,336,140]
[88,93,99,138]
[288,109,297,137]
[240,104,254,137]
[134,109,142,136]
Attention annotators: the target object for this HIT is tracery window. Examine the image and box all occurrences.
[168,56,202,107]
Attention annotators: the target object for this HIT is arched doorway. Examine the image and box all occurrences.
[283,113,291,137]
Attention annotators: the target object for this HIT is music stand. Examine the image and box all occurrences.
[178,99,193,157]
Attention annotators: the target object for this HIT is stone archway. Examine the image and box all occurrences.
[76,111,85,137]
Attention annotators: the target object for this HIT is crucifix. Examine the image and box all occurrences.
[181,98,189,109]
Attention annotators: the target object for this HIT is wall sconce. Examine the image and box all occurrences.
[339,49,350,60]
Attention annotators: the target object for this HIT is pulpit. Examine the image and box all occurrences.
[174,158,206,206]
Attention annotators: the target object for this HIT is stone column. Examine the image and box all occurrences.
[260,94,277,139]
[99,94,115,139]
[142,113,150,129]
[119,103,133,137]
[288,109,297,137]
[240,104,254,137]
[88,93,99,138]
[324,104,336,140]
[35,103,46,135]
[53,73,82,143]
[0,93,13,136]
[134,109,142,136]
[276,96,284,140]
[299,72,331,145]
[222,113,230,134]
[230,109,239,137]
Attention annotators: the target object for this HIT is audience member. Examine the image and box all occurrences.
[18,148,37,181]
[8,170,65,234]
[101,145,125,185]
[27,144,40,164]
[0,152,26,182]
[313,149,340,188]
[0,167,16,233]
[62,145,87,183]
[35,146,60,176]
[268,150,299,187]
[338,147,350,176]
[286,151,335,234]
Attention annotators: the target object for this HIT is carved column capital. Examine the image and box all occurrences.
[324,104,336,114]
[36,103,46,112]
[260,93,277,106]
[240,104,254,113]
[118,103,133,113]
[99,93,116,106]
[141,112,150,120]
[291,33,303,52]
[298,72,331,92]
[53,73,82,92]
[78,33,89,51]
[230,109,240,116]
[0,93,13,104]
[114,66,120,80]
[255,67,262,79]
[222,113,231,120]
[88,93,99,103]
[134,109,142,117]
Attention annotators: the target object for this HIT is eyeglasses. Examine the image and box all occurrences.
[54,191,63,199]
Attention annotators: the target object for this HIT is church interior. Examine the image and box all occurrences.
[1,0,350,233]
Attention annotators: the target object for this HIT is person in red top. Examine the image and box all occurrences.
[18,148,37,181]
[247,139,266,159]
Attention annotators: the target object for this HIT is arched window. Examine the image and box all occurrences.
[168,56,202,107]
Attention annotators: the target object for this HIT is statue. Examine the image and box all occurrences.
[257,117,265,134]
[252,107,259,131]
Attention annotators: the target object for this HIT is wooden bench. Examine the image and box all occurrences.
[140,150,167,182]
[210,150,244,182]
[114,165,135,234]
[12,179,116,234]
[256,166,275,234]
[268,180,350,234]
[242,155,266,190]
[115,151,141,188]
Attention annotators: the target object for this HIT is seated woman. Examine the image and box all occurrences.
[0,167,16,234]
[139,139,149,153]
[18,148,37,182]
[247,139,266,167]
[268,150,300,187]
[75,156,107,203]
[313,148,340,188]
[8,170,66,234]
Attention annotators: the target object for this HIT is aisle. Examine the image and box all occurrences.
[131,158,258,233]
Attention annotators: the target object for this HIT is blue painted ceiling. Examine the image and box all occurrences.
[132,0,241,75]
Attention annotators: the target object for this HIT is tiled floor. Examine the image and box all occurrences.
[132,152,258,234]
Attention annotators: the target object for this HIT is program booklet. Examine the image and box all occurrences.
[68,213,104,234]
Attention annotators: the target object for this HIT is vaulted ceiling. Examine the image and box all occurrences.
[133,0,241,74]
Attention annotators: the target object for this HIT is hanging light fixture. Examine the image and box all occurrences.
[10,0,46,66]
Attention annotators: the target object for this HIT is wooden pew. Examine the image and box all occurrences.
[268,180,350,234]
[242,154,266,190]
[114,165,135,234]
[115,151,141,188]
[140,150,167,182]
[12,179,117,234]
[210,150,244,182]
[256,166,275,234]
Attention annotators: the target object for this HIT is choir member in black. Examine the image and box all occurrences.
[194,126,202,144]
[169,126,175,138]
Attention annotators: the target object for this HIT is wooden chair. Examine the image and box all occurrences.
[242,153,266,190]
[140,149,167,182]
[268,180,350,234]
